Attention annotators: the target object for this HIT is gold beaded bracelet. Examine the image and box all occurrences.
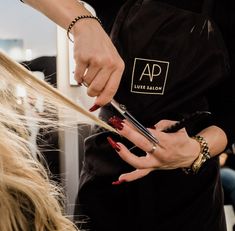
[67,15,102,42]
[182,135,211,174]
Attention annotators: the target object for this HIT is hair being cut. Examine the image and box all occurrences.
[0,51,115,231]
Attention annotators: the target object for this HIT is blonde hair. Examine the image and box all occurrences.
[0,51,115,231]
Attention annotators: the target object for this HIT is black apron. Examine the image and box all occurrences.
[75,0,230,230]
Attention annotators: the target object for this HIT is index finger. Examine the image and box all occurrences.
[95,67,123,106]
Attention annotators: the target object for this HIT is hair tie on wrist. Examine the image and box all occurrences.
[67,15,102,42]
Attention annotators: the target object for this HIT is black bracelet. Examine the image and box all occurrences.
[67,15,102,42]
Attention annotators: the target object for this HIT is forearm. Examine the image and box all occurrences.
[197,125,227,158]
[22,0,92,29]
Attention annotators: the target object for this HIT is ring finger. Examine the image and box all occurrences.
[115,141,161,169]
[117,119,160,153]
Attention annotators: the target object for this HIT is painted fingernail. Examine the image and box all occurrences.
[107,136,120,151]
[89,104,101,112]
[108,116,124,130]
[112,179,126,185]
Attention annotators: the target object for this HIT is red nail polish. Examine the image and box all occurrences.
[89,104,100,112]
[112,179,126,185]
[108,116,124,130]
[107,136,120,151]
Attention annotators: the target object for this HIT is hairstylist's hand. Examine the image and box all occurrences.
[22,0,124,107]
[107,118,200,182]
[72,20,125,107]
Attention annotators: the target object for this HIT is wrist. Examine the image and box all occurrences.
[182,135,211,174]
[67,15,102,42]
[189,138,201,165]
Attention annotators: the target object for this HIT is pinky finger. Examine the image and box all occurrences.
[118,168,154,182]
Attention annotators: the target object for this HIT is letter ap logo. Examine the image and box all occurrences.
[131,58,169,95]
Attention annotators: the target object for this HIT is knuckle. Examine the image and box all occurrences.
[87,87,99,97]
[111,58,125,71]
[157,119,169,125]
[121,127,133,137]
[91,56,102,67]
[106,85,117,95]
[118,59,125,71]
[162,152,173,162]
[74,69,82,81]
[76,53,87,63]
[104,89,117,101]
[101,57,117,70]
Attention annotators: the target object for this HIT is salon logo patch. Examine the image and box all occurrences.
[131,58,169,95]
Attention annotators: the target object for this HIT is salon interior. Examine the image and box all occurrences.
[1,1,235,231]
[0,0,97,217]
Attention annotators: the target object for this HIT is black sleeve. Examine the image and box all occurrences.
[84,0,125,34]
[20,56,57,87]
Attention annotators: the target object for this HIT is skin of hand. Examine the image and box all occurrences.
[113,119,227,182]
[23,0,125,106]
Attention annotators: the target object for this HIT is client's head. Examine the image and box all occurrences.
[0,51,114,231]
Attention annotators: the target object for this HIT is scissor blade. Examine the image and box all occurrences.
[110,100,159,144]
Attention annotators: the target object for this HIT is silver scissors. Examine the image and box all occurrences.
[82,82,158,144]
[110,99,159,145]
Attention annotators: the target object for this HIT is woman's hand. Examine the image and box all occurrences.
[72,20,125,107]
[108,118,200,182]
[22,0,125,107]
